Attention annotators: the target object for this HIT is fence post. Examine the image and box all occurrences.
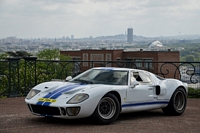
[24,57,37,96]
[7,57,21,97]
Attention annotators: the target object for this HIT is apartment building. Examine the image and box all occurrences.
[60,49,179,78]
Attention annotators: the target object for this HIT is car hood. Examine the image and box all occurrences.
[27,81,127,107]
[33,81,117,97]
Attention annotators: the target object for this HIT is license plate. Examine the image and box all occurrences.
[38,98,56,103]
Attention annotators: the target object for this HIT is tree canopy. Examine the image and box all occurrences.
[37,49,71,60]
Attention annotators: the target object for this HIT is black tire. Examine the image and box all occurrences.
[162,87,187,116]
[92,93,120,125]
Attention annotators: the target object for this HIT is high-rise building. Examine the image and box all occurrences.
[127,28,133,44]
[71,35,74,40]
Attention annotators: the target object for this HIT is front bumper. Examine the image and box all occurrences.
[27,104,61,116]
[27,104,82,118]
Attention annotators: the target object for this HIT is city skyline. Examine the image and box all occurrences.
[0,0,200,39]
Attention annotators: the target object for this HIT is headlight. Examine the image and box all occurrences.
[67,93,89,104]
[26,89,40,99]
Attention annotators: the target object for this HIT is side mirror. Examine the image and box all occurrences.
[65,76,72,82]
[131,80,140,88]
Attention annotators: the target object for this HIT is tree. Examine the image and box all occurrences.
[6,51,32,58]
[0,53,8,60]
[37,49,60,60]
[194,53,200,61]
[180,57,186,61]
[36,49,73,82]
[185,55,195,62]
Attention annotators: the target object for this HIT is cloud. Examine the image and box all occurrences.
[0,0,200,38]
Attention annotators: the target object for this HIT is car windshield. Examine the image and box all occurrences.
[70,69,128,85]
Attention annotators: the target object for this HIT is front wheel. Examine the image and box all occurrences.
[162,87,187,116]
[92,93,120,125]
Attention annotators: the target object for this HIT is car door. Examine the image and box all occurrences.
[126,71,157,102]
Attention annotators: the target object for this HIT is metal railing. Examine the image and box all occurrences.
[0,57,200,97]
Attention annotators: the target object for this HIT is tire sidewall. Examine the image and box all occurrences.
[93,93,120,125]
[171,87,187,114]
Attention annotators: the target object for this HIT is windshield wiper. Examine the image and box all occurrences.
[74,79,93,84]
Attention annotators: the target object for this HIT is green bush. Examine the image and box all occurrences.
[188,87,200,98]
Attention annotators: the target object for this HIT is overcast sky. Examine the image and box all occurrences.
[0,0,200,39]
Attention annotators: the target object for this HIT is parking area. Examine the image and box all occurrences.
[0,97,200,133]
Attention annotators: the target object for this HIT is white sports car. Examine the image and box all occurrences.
[25,67,188,124]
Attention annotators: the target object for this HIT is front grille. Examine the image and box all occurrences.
[30,104,61,116]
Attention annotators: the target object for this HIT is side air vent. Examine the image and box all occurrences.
[156,86,161,95]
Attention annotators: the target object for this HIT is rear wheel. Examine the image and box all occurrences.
[162,87,187,115]
[92,93,120,125]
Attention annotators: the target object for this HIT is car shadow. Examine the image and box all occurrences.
[29,116,94,125]
[28,109,166,125]
[117,109,165,121]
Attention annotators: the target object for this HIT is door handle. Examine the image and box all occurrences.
[148,88,153,90]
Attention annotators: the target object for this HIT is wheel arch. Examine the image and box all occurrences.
[176,85,188,96]
[105,91,122,112]
[168,85,188,100]
[179,85,187,91]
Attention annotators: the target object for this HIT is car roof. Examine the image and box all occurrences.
[92,67,144,72]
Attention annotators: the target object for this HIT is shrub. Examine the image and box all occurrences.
[188,87,200,98]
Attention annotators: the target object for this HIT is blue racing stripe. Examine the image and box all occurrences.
[43,84,83,106]
[101,68,114,70]
[37,84,85,106]
[43,84,77,98]
[122,101,169,108]
[36,84,77,105]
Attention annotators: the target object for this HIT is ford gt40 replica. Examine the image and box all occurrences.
[25,67,188,124]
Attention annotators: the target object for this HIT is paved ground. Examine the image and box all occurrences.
[0,97,200,133]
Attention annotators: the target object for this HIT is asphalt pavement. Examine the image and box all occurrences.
[0,97,200,133]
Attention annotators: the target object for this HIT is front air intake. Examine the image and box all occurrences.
[30,104,60,116]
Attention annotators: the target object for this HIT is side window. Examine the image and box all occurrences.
[130,71,153,85]
[133,72,143,81]
[139,72,153,84]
